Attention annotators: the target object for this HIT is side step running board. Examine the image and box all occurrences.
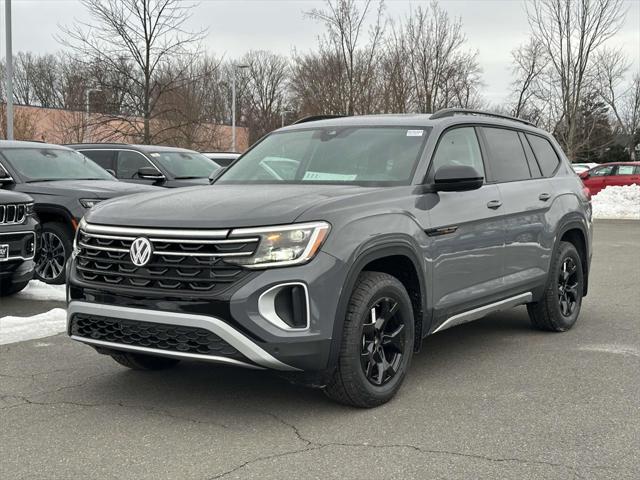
[433,292,533,333]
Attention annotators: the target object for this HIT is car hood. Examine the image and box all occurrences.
[167,178,211,187]
[86,184,374,228]
[18,180,160,199]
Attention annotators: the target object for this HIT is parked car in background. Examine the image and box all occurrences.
[67,109,592,407]
[0,190,39,296]
[70,144,222,187]
[579,162,640,195]
[0,141,159,284]
[201,152,241,167]
[572,162,599,174]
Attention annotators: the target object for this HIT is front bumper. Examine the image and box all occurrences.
[67,251,347,371]
[0,217,39,285]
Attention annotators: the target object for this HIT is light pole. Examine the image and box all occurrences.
[281,110,294,128]
[4,0,14,140]
[84,88,101,141]
[231,64,249,152]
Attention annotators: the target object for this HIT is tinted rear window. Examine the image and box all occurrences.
[526,134,560,177]
[482,127,531,182]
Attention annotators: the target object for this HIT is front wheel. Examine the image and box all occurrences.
[35,222,72,285]
[324,271,415,408]
[527,241,584,332]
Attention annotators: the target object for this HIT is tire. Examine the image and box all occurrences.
[0,280,29,297]
[527,241,584,332]
[324,271,415,408]
[110,352,181,371]
[35,222,72,285]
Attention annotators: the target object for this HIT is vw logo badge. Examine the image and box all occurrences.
[130,237,153,267]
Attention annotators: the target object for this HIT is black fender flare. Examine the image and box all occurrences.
[34,204,76,231]
[553,216,591,296]
[327,241,428,370]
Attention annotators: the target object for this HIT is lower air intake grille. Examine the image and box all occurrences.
[70,313,244,359]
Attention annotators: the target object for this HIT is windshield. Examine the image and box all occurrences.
[1,148,114,182]
[218,126,430,186]
[150,151,220,179]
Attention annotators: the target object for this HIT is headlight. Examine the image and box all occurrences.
[79,198,104,209]
[225,221,331,268]
[25,202,35,215]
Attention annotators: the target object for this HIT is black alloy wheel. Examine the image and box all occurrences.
[361,297,406,386]
[558,257,579,317]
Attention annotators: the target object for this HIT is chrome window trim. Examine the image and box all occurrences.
[258,282,311,331]
[67,301,300,371]
[0,231,36,262]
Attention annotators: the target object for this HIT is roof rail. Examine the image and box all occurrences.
[292,114,346,125]
[430,108,537,127]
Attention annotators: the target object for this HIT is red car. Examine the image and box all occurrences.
[579,162,640,195]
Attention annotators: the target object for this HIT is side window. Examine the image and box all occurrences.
[482,127,531,182]
[117,151,154,179]
[80,150,115,171]
[590,165,615,177]
[431,127,484,177]
[616,165,635,175]
[519,132,542,178]
[526,134,560,177]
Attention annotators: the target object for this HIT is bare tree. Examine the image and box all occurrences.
[59,0,205,144]
[306,0,385,115]
[526,0,626,160]
[595,49,640,159]
[510,39,548,120]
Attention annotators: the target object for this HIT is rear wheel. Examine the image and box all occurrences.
[527,241,584,332]
[110,352,181,370]
[35,222,71,285]
[324,271,414,408]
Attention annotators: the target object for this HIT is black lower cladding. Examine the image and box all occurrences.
[70,313,247,361]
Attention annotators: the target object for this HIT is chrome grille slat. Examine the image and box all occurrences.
[0,203,28,225]
[76,225,254,294]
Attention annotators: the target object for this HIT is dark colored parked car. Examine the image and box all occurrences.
[69,144,222,188]
[0,190,38,296]
[67,109,593,407]
[579,161,640,195]
[0,141,159,284]
[201,152,241,167]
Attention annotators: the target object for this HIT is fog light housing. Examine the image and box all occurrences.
[258,283,309,330]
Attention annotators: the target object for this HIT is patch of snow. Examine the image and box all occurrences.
[0,308,67,345]
[592,185,640,220]
[14,280,66,302]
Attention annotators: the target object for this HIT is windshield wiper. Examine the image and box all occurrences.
[174,176,205,180]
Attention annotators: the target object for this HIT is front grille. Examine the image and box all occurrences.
[70,313,244,359]
[0,204,27,225]
[75,226,258,294]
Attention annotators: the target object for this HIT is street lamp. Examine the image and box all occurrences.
[4,0,14,140]
[231,64,249,152]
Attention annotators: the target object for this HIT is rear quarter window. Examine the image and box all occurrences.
[526,134,560,177]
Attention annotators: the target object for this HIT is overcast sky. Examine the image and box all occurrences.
[1,0,639,105]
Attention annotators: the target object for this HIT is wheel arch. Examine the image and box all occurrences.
[328,242,428,370]
[35,205,76,235]
[555,219,590,296]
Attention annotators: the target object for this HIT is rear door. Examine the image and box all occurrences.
[418,126,505,320]
[479,127,554,294]
[609,164,640,187]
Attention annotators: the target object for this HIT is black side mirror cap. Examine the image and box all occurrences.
[433,165,484,192]
[137,167,165,181]
[0,169,14,184]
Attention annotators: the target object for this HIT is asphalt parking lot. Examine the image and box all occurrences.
[1,220,638,480]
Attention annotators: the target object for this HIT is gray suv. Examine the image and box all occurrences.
[67,109,592,407]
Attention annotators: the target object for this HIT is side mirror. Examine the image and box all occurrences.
[0,169,14,185]
[105,168,116,177]
[209,167,227,184]
[137,167,165,181]
[434,165,484,192]
[579,171,589,179]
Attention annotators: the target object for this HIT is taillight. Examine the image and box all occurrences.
[582,187,591,202]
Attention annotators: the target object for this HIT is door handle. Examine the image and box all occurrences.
[539,193,551,201]
[487,200,502,209]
